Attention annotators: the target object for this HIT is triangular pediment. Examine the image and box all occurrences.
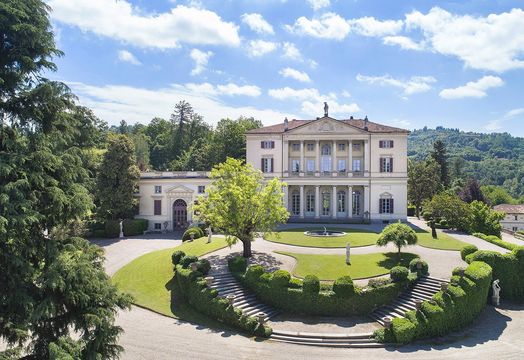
[287,116,367,135]
[166,185,194,194]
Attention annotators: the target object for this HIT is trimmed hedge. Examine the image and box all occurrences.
[333,276,354,297]
[303,275,320,294]
[270,270,291,288]
[390,266,409,282]
[180,255,199,269]
[378,261,492,343]
[123,218,149,236]
[182,227,205,241]
[460,245,478,261]
[465,247,524,300]
[171,250,185,265]
[174,262,272,337]
[104,220,120,238]
[228,256,247,273]
[473,232,518,251]
[408,258,429,276]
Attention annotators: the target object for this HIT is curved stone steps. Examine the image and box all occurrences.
[269,329,382,348]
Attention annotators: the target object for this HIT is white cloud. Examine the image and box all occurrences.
[241,13,274,34]
[347,17,403,37]
[505,108,524,118]
[247,40,279,57]
[117,50,141,65]
[306,0,330,11]
[341,90,351,98]
[356,74,436,95]
[48,1,240,49]
[184,82,261,97]
[382,36,425,50]
[439,76,504,99]
[268,87,320,101]
[67,81,289,126]
[279,67,311,83]
[282,42,301,60]
[486,107,524,131]
[301,100,360,116]
[190,49,213,75]
[285,13,350,40]
[404,7,524,72]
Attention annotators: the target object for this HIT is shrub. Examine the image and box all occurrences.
[182,227,204,241]
[460,245,478,261]
[245,265,265,283]
[288,278,303,289]
[93,229,106,238]
[228,256,247,273]
[332,276,354,297]
[302,275,320,294]
[171,250,185,266]
[270,270,291,288]
[180,255,199,269]
[368,278,392,288]
[390,266,409,282]
[123,218,149,236]
[104,220,120,238]
[408,258,429,276]
[473,233,518,251]
[391,317,416,344]
[197,259,211,275]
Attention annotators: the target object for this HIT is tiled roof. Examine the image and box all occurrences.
[246,117,409,134]
[494,204,524,214]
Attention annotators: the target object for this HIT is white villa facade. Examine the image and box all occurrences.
[493,204,524,232]
[136,114,409,231]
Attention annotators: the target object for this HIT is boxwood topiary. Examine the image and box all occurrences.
[123,218,149,236]
[390,266,409,282]
[197,259,211,275]
[104,220,120,238]
[460,244,478,261]
[303,275,320,294]
[270,270,291,288]
[245,265,265,284]
[409,258,429,276]
[288,278,303,289]
[182,227,204,241]
[228,256,248,273]
[332,276,354,297]
[171,250,186,265]
[180,255,199,269]
[391,317,417,344]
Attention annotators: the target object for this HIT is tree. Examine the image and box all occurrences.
[481,185,516,205]
[376,222,418,256]
[407,159,440,218]
[144,117,172,170]
[469,201,505,237]
[118,119,129,134]
[131,132,151,171]
[96,134,140,220]
[423,193,471,231]
[431,139,449,187]
[170,100,194,159]
[193,158,289,257]
[0,1,130,358]
[459,178,486,203]
[212,117,262,163]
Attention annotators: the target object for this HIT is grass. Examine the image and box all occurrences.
[112,236,228,319]
[265,227,379,248]
[415,229,468,251]
[276,251,418,281]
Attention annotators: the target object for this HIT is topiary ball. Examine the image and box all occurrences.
[303,275,320,294]
[333,276,354,297]
[460,245,479,261]
[390,266,409,282]
[180,255,199,268]
[270,270,291,288]
[171,250,185,265]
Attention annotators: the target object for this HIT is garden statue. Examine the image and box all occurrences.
[492,279,501,306]
[190,233,195,242]
[324,102,329,117]
[346,242,351,265]
[119,220,124,239]
[207,225,213,243]
[163,221,168,233]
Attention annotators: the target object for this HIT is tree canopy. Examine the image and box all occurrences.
[376,222,418,255]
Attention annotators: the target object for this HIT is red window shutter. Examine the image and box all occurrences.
[390,199,394,214]
[270,158,274,172]
[379,199,383,214]
[154,200,161,215]
[261,141,264,149]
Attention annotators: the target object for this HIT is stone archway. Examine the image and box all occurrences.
[172,199,188,229]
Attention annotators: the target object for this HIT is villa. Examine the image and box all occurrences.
[136,113,409,231]
[494,204,524,233]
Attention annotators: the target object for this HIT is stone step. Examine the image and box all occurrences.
[400,292,429,302]
[216,287,246,296]
[269,337,384,348]
[232,295,259,306]
[414,283,441,292]
[421,275,450,284]
[271,329,372,339]
[211,279,239,287]
[409,288,435,298]
[391,301,416,312]
[383,305,408,317]
[213,285,243,293]
[270,334,377,344]
[244,305,273,317]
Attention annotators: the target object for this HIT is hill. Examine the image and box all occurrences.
[408,127,524,197]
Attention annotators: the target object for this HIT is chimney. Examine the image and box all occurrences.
[364,115,369,131]
[284,117,289,131]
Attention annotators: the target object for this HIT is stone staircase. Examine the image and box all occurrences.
[269,329,383,348]
[209,271,279,322]
[370,275,450,326]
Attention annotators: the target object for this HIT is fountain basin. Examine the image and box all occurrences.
[304,229,346,237]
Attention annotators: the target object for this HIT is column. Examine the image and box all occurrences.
[315,140,320,175]
[300,140,304,173]
[347,186,353,218]
[283,185,289,211]
[299,185,304,218]
[348,140,353,177]
[364,185,370,217]
[364,140,370,175]
[283,140,289,176]
[332,186,337,219]
[332,140,337,175]
[315,185,320,218]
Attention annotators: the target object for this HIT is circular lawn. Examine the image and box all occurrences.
[265,227,379,248]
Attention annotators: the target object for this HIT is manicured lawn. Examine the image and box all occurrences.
[415,230,468,251]
[265,227,379,248]
[112,236,228,319]
[276,251,418,281]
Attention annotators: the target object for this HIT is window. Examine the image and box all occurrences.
[321,192,330,216]
[261,140,275,149]
[198,185,205,194]
[379,198,394,214]
[352,191,361,215]
[380,157,393,173]
[307,159,315,172]
[154,223,162,230]
[337,191,346,213]
[379,140,394,148]
[338,143,346,151]
[292,143,300,151]
[321,156,332,172]
[154,185,162,194]
[261,158,273,173]
[291,159,300,173]
[353,143,361,151]
[321,144,331,155]
[306,143,315,151]
[338,159,346,172]
[352,159,361,172]
[306,192,315,213]
[515,215,519,221]
[513,227,519,232]
[291,191,300,216]
[154,200,162,215]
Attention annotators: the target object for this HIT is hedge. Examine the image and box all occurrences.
[473,232,518,251]
[123,218,149,236]
[303,275,320,294]
[174,260,272,337]
[182,227,205,241]
[465,247,524,301]
[390,266,409,283]
[104,220,120,238]
[460,245,478,261]
[228,256,247,273]
[377,261,492,343]
[408,258,429,276]
[229,258,412,316]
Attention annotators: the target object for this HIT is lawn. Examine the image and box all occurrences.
[112,236,228,319]
[415,229,468,251]
[265,227,379,248]
[276,251,418,281]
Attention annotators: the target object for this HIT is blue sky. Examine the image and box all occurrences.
[48,0,524,136]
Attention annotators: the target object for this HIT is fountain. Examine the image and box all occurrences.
[304,227,346,237]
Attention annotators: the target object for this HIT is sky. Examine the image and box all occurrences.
[47,0,524,136]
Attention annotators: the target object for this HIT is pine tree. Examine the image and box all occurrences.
[460,178,486,203]
[431,139,450,187]
[170,100,194,159]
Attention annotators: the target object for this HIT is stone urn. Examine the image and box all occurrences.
[204,276,214,287]
[441,282,448,292]
[257,313,266,325]
[226,294,235,305]
[190,262,199,272]
[415,299,423,310]
[383,316,392,329]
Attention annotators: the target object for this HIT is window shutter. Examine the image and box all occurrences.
[379,199,383,214]
[390,199,394,214]
[380,158,384,172]
[390,140,394,148]
[271,141,275,149]
[270,158,274,172]
[261,141,264,149]
[261,158,264,172]
[154,200,161,215]
[390,158,393,172]
[379,140,383,148]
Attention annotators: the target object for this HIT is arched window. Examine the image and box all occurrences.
[321,144,331,155]
[306,191,315,213]
[337,191,346,213]
[291,190,300,216]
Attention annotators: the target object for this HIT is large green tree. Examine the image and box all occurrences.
[0,1,130,358]
[211,117,262,163]
[423,193,472,231]
[407,159,440,218]
[170,100,193,159]
[431,139,449,187]
[469,201,505,237]
[376,222,418,256]
[193,158,289,257]
[96,134,140,220]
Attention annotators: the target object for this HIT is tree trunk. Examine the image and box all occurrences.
[242,239,252,258]
[416,206,420,219]
[431,221,437,239]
